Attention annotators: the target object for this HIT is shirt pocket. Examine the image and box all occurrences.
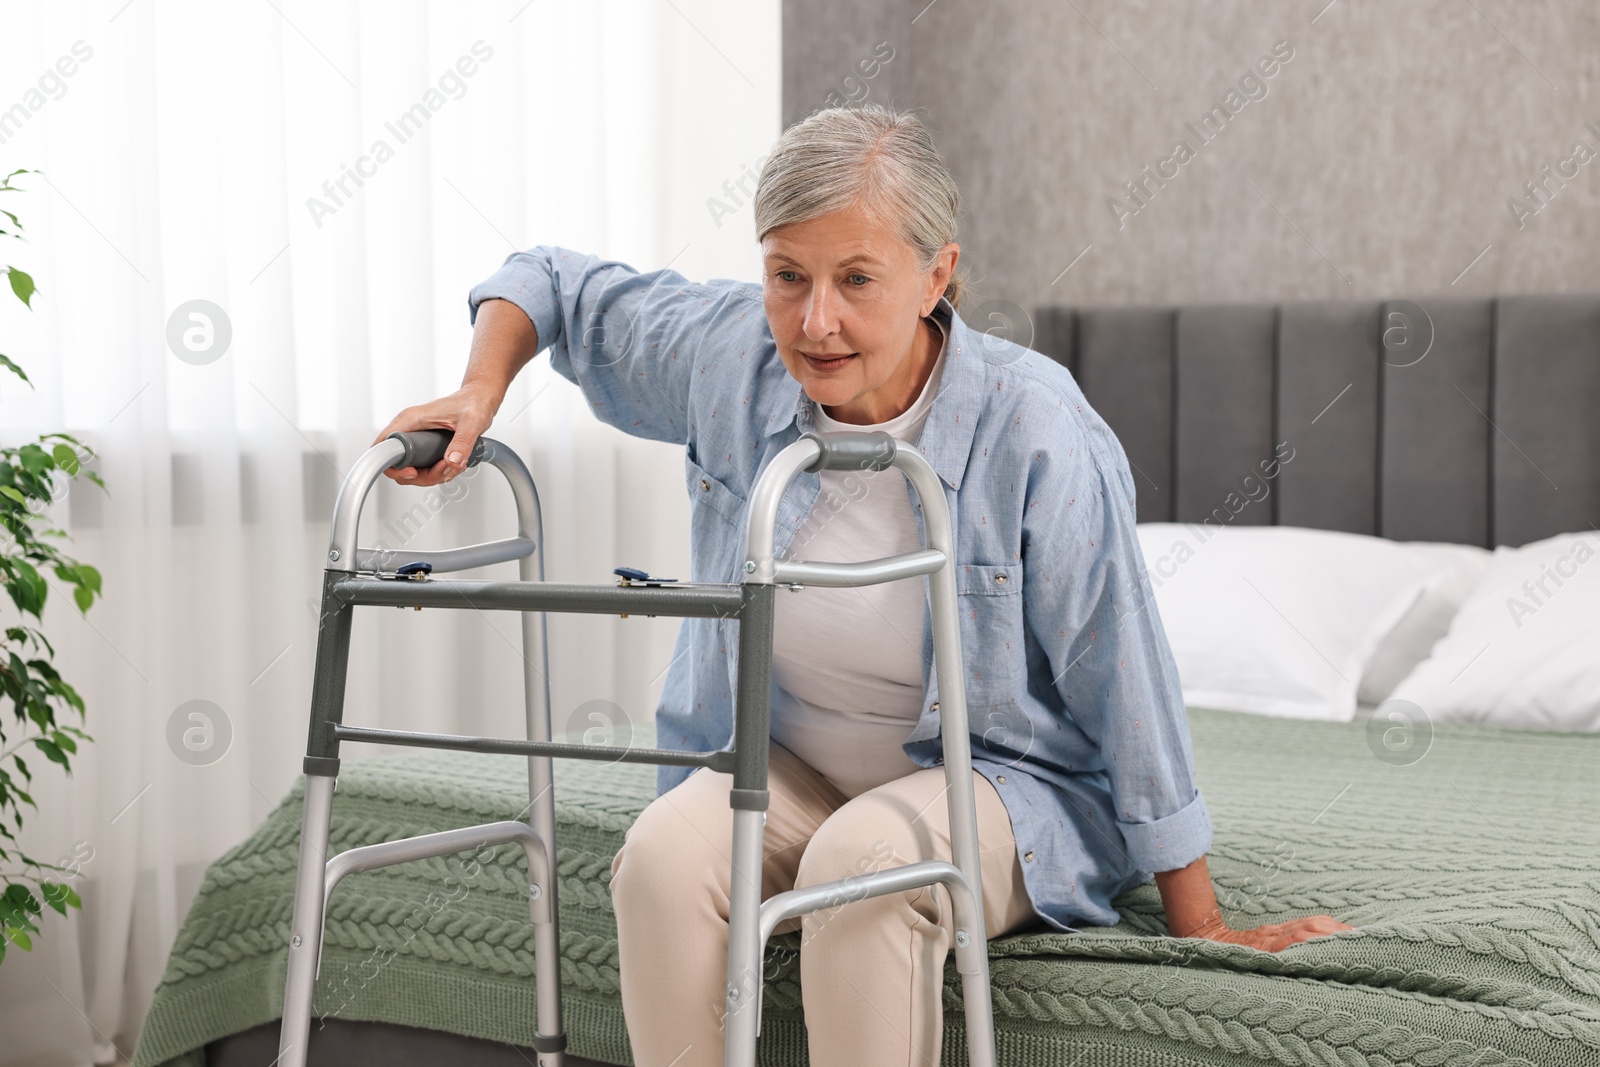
[685,451,748,529]
[955,560,1029,755]
[683,452,749,585]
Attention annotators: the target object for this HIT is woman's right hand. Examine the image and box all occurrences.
[373,385,500,487]
[375,296,543,486]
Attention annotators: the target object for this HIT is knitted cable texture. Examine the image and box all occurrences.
[132,710,1600,1066]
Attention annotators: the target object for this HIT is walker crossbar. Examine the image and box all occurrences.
[314,820,556,980]
[747,860,989,1040]
[331,723,738,772]
[322,820,554,927]
[328,575,744,617]
[277,428,999,1067]
[350,535,536,574]
[772,546,946,587]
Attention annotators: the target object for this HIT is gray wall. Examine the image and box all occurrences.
[782,0,1600,314]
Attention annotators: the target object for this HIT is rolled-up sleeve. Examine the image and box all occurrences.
[467,245,741,446]
[1021,422,1213,874]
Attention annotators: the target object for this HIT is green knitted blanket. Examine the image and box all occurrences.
[132,709,1600,1067]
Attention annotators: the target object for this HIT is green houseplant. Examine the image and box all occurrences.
[0,166,106,964]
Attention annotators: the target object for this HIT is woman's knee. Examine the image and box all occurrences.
[793,812,922,919]
[794,784,971,932]
[611,773,730,898]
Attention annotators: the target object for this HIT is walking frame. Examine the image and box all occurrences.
[277,427,998,1067]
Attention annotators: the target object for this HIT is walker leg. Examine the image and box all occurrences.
[520,531,566,1064]
[723,805,767,1067]
[528,758,566,1066]
[959,960,998,1067]
[723,582,775,1067]
[943,766,998,1067]
[529,879,565,1065]
[278,773,336,1067]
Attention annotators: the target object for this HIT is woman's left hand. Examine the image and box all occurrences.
[1189,914,1354,952]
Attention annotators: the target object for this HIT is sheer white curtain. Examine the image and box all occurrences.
[0,2,779,1062]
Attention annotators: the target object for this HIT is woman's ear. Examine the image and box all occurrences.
[925,242,960,314]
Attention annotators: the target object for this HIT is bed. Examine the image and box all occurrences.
[130,292,1600,1066]
[131,711,1600,1067]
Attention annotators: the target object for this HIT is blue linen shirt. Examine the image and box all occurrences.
[467,246,1213,932]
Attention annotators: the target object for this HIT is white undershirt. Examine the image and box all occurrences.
[769,317,949,799]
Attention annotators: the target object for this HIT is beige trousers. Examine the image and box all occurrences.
[608,739,1039,1066]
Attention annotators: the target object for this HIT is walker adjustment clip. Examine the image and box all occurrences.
[614,566,678,619]
[378,560,433,610]
[613,565,678,587]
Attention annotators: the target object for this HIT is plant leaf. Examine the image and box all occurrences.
[32,738,67,770]
[2,882,38,913]
[16,444,49,476]
[39,882,79,915]
[70,563,100,595]
[0,354,32,387]
[7,268,34,309]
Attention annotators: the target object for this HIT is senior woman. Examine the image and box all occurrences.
[377,105,1352,1065]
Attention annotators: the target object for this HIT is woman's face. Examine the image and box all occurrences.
[761,199,958,425]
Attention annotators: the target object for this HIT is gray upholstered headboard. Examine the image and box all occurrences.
[1030,295,1600,549]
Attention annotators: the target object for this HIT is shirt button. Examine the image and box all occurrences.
[930,701,939,712]
[996,775,1006,784]
[994,573,1007,584]
[1024,851,1035,862]
[700,478,710,492]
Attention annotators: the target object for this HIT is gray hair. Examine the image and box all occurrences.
[752,104,967,311]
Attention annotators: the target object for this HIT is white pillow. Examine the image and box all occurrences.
[1359,542,1493,705]
[1386,530,1600,731]
[1137,524,1453,721]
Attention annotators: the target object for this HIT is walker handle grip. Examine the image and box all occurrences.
[800,431,897,473]
[386,429,487,471]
